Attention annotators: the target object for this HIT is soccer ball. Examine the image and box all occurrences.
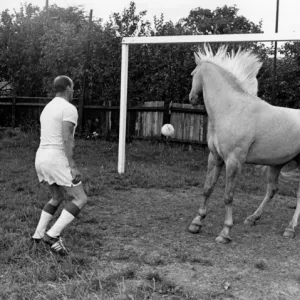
[161,124,175,137]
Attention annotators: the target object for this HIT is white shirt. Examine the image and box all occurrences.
[39,97,78,149]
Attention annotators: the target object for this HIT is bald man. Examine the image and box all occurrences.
[32,76,88,255]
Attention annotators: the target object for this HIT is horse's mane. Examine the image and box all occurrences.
[195,44,263,96]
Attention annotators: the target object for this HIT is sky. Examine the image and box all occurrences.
[0,0,299,35]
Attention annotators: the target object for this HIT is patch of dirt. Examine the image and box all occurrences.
[84,186,300,299]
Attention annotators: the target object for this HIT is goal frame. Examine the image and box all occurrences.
[118,32,300,173]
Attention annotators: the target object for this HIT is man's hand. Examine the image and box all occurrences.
[71,166,82,184]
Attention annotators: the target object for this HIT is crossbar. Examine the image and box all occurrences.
[122,32,300,45]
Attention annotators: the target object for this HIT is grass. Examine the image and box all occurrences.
[1,128,300,299]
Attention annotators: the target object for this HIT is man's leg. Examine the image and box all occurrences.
[32,184,64,240]
[44,183,87,254]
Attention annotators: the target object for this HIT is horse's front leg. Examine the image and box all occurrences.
[283,183,300,238]
[189,152,224,234]
[244,165,281,226]
[216,156,242,244]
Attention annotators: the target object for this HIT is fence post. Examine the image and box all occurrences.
[12,95,16,128]
[163,99,172,125]
[108,100,112,133]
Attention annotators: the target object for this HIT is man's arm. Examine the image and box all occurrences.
[62,121,76,168]
[62,121,81,184]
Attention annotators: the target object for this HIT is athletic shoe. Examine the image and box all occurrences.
[43,233,69,256]
[29,237,41,252]
[31,237,42,243]
[29,237,44,254]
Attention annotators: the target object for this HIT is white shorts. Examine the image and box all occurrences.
[35,148,80,187]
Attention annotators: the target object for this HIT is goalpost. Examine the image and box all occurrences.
[118,32,300,174]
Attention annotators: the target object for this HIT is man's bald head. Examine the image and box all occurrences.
[53,76,73,93]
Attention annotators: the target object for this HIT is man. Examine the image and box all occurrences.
[32,75,88,256]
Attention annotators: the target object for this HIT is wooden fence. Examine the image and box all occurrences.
[0,97,208,144]
[134,101,207,144]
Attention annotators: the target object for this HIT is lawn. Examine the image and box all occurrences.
[0,128,300,300]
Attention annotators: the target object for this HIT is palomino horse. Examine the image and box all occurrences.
[188,44,300,243]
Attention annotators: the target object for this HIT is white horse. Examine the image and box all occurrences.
[188,44,300,243]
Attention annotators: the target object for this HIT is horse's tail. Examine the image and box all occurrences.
[258,165,300,183]
[279,168,300,183]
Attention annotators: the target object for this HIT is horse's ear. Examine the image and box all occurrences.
[194,52,201,65]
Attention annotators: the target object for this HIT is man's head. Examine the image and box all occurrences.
[53,75,74,101]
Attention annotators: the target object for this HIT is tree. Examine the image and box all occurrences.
[39,5,91,97]
[125,5,266,106]
[2,1,292,110]
[0,4,45,95]
[259,42,300,107]
[0,4,94,97]
[86,2,152,104]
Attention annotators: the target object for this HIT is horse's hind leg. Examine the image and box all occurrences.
[283,182,300,238]
[189,152,224,234]
[244,165,282,226]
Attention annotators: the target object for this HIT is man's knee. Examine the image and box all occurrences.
[64,185,88,208]
[49,184,64,205]
[49,198,63,207]
[49,191,64,206]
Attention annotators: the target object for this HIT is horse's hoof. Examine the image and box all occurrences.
[244,217,256,226]
[188,224,201,234]
[283,228,295,239]
[216,235,232,244]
